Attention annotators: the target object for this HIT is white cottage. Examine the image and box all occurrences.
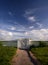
[17,38,32,49]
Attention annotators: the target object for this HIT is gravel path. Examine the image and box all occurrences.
[11,49,41,65]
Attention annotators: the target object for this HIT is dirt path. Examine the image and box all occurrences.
[11,49,41,65]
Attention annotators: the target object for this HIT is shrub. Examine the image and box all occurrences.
[0,41,2,46]
[39,41,46,47]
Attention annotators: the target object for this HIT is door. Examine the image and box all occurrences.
[20,39,28,49]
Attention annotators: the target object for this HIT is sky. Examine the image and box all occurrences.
[0,0,48,41]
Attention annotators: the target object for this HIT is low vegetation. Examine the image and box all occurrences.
[0,41,17,65]
[30,42,48,65]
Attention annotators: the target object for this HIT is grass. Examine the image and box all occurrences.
[0,42,17,65]
[31,47,48,65]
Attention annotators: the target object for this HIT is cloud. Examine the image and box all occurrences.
[23,9,37,22]
[24,9,33,17]
[36,22,43,28]
[28,16,36,22]
[8,32,13,36]
[12,21,26,31]
[24,6,48,16]
[0,29,13,41]
[8,26,16,30]
[0,29,27,41]
[29,26,34,29]
[8,11,12,16]
[25,29,48,41]
[0,21,26,31]
[0,28,48,41]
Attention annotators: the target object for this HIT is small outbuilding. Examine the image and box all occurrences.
[17,38,32,49]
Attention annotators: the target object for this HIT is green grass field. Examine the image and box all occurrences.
[0,43,17,65]
[31,47,48,65]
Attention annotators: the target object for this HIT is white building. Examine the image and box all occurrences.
[17,38,39,49]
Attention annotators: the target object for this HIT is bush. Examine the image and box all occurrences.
[0,41,2,46]
[39,41,46,47]
[29,45,36,50]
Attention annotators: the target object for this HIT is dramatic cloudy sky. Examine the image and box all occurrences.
[0,0,48,41]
